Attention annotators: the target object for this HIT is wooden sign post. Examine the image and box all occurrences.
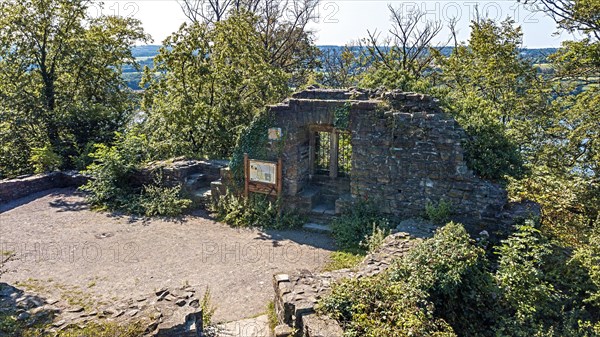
[244,153,282,198]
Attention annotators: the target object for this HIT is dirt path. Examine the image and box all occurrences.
[0,188,335,323]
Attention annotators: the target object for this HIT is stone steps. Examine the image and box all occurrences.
[184,173,207,190]
[308,203,336,224]
[191,187,212,206]
[302,223,332,234]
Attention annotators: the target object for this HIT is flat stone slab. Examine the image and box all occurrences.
[311,204,335,215]
[216,314,269,337]
[303,223,332,234]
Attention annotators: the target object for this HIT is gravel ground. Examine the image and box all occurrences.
[0,188,335,323]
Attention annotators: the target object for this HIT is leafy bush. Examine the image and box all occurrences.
[322,250,365,272]
[209,191,303,229]
[140,184,192,217]
[360,223,389,252]
[425,199,453,225]
[81,133,191,217]
[462,118,525,182]
[331,199,391,250]
[29,145,63,174]
[319,222,600,337]
[389,222,496,336]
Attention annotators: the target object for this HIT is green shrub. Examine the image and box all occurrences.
[319,269,457,337]
[425,199,453,225]
[319,222,600,337]
[331,199,391,250]
[495,223,557,322]
[29,144,63,173]
[462,120,525,182]
[140,184,192,217]
[81,133,191,217]
[493,223,600,336]
[322,250,365,272]
[360,223,389,253]
[209,191,304,229]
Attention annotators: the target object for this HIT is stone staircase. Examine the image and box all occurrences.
[298,186,339,234]
[163,160,228,208]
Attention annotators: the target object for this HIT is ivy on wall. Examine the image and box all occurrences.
[229,109,285,183]
[334,103,351,130]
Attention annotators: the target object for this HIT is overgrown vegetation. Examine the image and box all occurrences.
[209,191,304,229]
[319,222,600,337]
[425,199,453,225]
[325,206,391,271]
[229,111,277,182]
[0,313,147,337]
[80,133,191,217]
[322,250,366,272]
[331,199,392,251]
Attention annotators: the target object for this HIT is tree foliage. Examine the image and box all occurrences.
[0,0,150,178]
[435,18,549,181]
[178,0,320,87]
[141,12,288,159]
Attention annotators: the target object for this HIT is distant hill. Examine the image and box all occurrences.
[131,45,162,58]
[124,45,558,90]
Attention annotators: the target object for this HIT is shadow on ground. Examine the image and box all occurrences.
[0,189,63,213]
[254,229,336,251]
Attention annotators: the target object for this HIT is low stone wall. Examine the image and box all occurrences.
[135,159,227,187]
[0,159,229,205]
[273,232,419,337]
[0,171,88,204]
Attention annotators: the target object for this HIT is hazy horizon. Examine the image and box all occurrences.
[92,0,581,48]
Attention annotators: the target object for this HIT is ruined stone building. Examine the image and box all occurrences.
[251,87,533,233]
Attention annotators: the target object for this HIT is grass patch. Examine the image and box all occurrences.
[266,300,278,332]
[0,311,21,336]
[322,250,366,272]
[53,321,147,337]
[15,279,97,312]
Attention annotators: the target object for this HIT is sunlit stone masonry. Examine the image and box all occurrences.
[247,86,538,234]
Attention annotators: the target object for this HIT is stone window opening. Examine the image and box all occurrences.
[309,125,352,179]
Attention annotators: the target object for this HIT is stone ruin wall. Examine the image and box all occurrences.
[267,88,509,232]
[349,92,507,230]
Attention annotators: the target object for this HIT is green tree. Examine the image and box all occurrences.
[141,12,288,159]
[0,0,149,178]
[508,1,599,246]
[179,0,320,88]
[435,18,548,181]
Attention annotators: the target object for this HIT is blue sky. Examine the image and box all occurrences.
[93,1,580,47]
